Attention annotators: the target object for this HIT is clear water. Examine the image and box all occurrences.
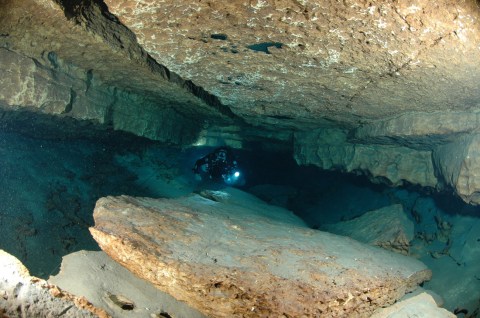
[0,121,479,314]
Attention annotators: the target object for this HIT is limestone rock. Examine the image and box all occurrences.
[294,129,438,188]
[49,250,206,318]
[353,112,480,148]
[0,249,109,318]
[2,0,480,134]
[371,292,456,318]
[433,134,480,205]
[0,0,231,144]
[90,188,431,318]
[104,0,480,129]
[322,204,415,255]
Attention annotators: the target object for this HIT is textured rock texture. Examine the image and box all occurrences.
[104,0,480,129]
[49,250,206,318]
[433,134,480,204]
[371,292,456,318]
[90,188,431,318]
[0,0,234,144]
[322,204,414,255]
[0,249,109,318]
[294,129,438,187]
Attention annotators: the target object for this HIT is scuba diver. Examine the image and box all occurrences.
[193,147,242,185]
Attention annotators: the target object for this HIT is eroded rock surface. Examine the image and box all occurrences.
[433,134,480,204]
[0,0,233,144]
[49,250,206,318]
[294,128,438,188]
[104,0,480,129]
[90,188,431,318]
[371,292,456,318]
[322,204,414,255]
[0,249,109,318]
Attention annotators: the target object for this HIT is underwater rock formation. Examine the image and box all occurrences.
[371,292,456,318]
[49,250,206,318]
[322,204,414,255]
[103,0,480,128]
[433,134,480,205]
[0,249,109,318]
[294,128,438,188]
[90,188,431,318]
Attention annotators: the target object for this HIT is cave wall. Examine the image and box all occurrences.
[0,0,238,144]
[293,128,438,188]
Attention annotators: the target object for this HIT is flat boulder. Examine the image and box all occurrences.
[322,204,414,255]
[0,249,109,318]
[90,188,431,318]
[371,292,456,318]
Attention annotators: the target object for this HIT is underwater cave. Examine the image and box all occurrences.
[1,0,480,317]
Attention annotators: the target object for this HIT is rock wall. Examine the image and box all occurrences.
[0,48,202,143]
[433,134,480,204]
[0,0,237,144]
[294,128,438,188]
[293,124,480,205]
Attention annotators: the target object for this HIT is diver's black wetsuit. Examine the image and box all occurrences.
[193,147,238,182]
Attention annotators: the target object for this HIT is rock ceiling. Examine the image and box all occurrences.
[104,0,480,128]
[3,0,480,130]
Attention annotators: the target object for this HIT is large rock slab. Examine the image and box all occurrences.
[322,204,414,255]
[90,188,431,318]
[49,250,206,318]
[0,249,108,318]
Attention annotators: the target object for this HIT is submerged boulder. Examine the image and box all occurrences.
[322,204,414,255]
[49,250,206,318]
[90,188,431,318]
[0,249,109,318]
[371,292,456,318]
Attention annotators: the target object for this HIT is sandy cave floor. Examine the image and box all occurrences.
[0,128,479,315]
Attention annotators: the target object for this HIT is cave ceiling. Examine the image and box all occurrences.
[2,0,479,137]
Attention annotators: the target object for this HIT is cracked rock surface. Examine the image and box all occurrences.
[90,188,432,318]
[104,0,480,128]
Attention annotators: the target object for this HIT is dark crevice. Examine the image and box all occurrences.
[247,42,283,54]
[267,115,294,120]
[85,69,93,93]
[63,88,75,114]
[103,87,116,128]
[211,34,228,40]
